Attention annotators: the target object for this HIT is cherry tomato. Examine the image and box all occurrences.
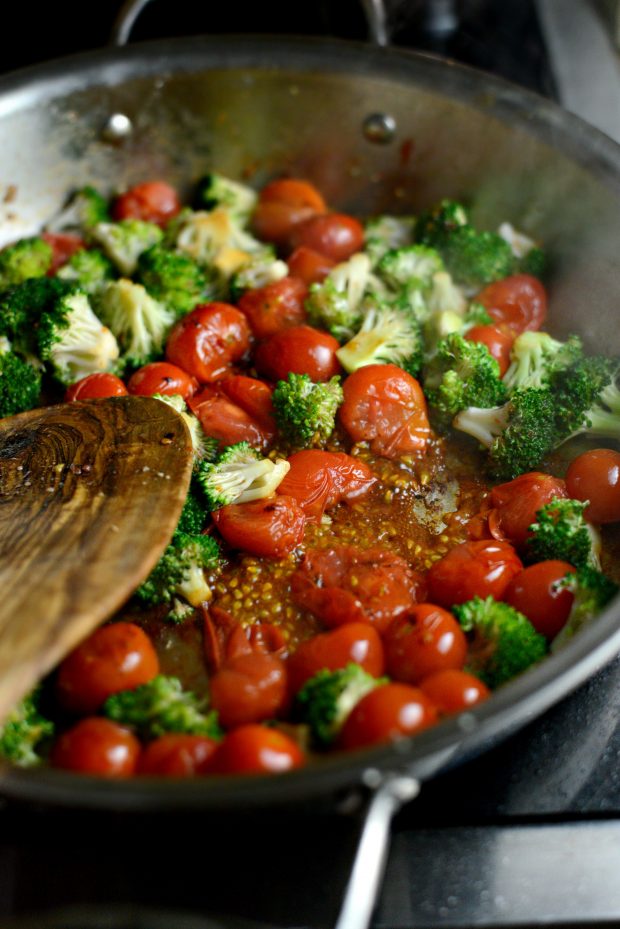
[476,274,547,334]
[260,178,327,213]
[338,683,438,750]
[51,718,140,777]
[252,179,327,247]
[209,653,288,729]
[419,670,490,714]
[112,180,181,226]
[488,472,568,547]
[289,213,364,262]
[189,385,275,451]
[42,232,86,274]
[277,450,376,522]
[291,546,425,634]
[504,560,576,639]
[426,540,523,607]
[206,724,305,775]
[56,622,160,715]
[287,246,336,286]
[237,276,307,340]
[127,361,197,399]
[65,373,128,402]
[287,623,386,694]
[566,448,620,524]
[339,364,432,459]
[219,375,276,431]
[166,303,251,383]
[465,324,515,377]
[212,496,306,558]
[383,604,468,684]
[254,325,341,382]
[138,734,220,776]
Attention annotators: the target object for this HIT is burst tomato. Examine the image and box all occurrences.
[476,274,547,333]
[212,496,306,558]
[487,472,568,547]
[426,540,523,607]
[237,276,307,340]
[189,385,275,450]
[277,450,376,522]
[287,623,386,694]
[166,302,251,383]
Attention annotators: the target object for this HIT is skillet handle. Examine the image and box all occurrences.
[110,0,390,47]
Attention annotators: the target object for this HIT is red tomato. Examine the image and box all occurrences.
[383,604,468,684]
[289,213,364,262]
[42,232,86,274]
[189,385,275,451]
[339,364,432,459]
[51,718,140,777]
[138,734,220,776]
[254,325,341,382]
[209,653,288,729]
[252,178,327,247]
[112,181,181,226]
[206,724,305,775]
[56,622,160,715]
[127,361,197,399]
[166,303,251,383]
[566,448,620,524]
[476,274,547,334]
[419,670,490,714]
[426,540,523,607]
[219,375,276,431]
[237,277,307,340]
[291,546,425,634]
[65,373,128,402]
[338,683,438,750]
[504,560,576,639]
[277,450,376,522]
[287,623,386,694]
[212,496,306,558]
[465,324,515,377]
[260,179,327,212]
[287,246,336,286]
[488,472,568,547]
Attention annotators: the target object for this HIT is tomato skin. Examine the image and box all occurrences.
[209,653,288,729]
[127,362,197,399]
[112,181,181,226]
[189,385,275,451]
[166,303,251,383]
[254,325,341,382]
[504,560,576,639]
[566,449,620,524]
[138,734,220,776]
[252,179,327,247]
[465,324,515,377]
[206,724,305,775]
[488,472,568,547]
[419,670,490,714]
[260,179,327,213]
[383,604,468,684]
[287,246,336,286]
[237,276,308,340]
[287,623,386,694]
[277,450,376,522]
[426,540,524,607]
[476,274,547,334]
[289,213,365,262]
[56,622,160,715]
[65,373,128,402]
[42,232,86,274]
[219,376,276,431]
[338,683,438,750]
[212,496,306,558]
[51,718,140,777]
[339,364,431,459]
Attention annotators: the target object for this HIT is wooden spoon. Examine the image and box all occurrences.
[0,396,194,723]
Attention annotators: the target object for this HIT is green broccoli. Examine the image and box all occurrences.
[423,332,507,426]
[377,244,445,295]
[135,530,221,610]
[176,482,210,535]
[272,373,343,448]
[0,237,52,293]
[440,227,515,289]
[47,186,110,235]
[497,222,547,279]
[96,278,174,368]
[551,566,618,652]
[454,596,547,688]
[364,215,415,266]
[194,172,258,222]
[296,664,383,746]
[91,219,163,276]
[0,688,54,767]
[103,674,221,741]
[335,301,424,376]
[518,246,547,278]
[152,393,218,464]
[415,199,470,247]
[0,277,74,350]
[550,356,620,445]
[57,248,116,294]
[229,250,288,301]
[0,337,42,418]
[463,303,494,328]
[305,253,373,342]
[425,271,467,318]
[136,244,215,317]
[197,442,290,511]
[527,498,601,569]
[502,332,582,393]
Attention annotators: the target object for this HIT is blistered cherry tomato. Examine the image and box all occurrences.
[277,450,376,522]
[219,376,276,432]
[488,472,568,547]
[260,179,327,212]
[339,364,431,459]
[213,496,306,558]
[287,623,386,694]
[209,653,288,729]
[252,178,327,247]
[127,361,197,399]
[427,540,523,607]
[51,718,140,777]
[112,181,181,226]
[338,683,438,750]
[42,232,86,274]
[189,385,274,451]
[206,724,305,775]
[138,734,220,776]
[504,560,576,639]
[287,246,336,286]
[465,324,515,377]
[237,276,307,340]
[419,670,490,714]
[166,303,251,383]
[383,604,468,684]
[56,622,160,715]
[289,213,364,262]
[566,448,620,524]
[254,325,341,382]
[65,373,128,402]
[476,274,547,334]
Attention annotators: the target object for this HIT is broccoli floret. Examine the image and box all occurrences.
[197,442,290,511]
[173,208,264,278]
[296,664,383,746]
[527,498,601,569]
[426,271,467,318]
[0,688,54,767]
[36,291,119,386]
[305,253,373,342]
[152,393,218,464]
[194,172,258,222]
[378,245,445,295]
[0,337,42,418]
[46,186,110,235]
[551,356,620,444]
[551,566,618,652]
[441,227,515,289]
[96,279,174,369]
[503,332,582,393]
[92,219,163,276]
[135,530,221,609]
[176,484,209,535]
[272,373,343,448]
[497,222,547,279]
[103,674,221,741]
[518,247,547,278]
[136,245,214,317]
[454,596,547,688]
[229,251,288,301]
[0,277,74,350]
[463,303,493,328]
[364,215,415,266]
[336,301,424,376]
[57,248,116,294]
[423,332,507,426]
[415,199,470,247]
[0,237,52,293]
